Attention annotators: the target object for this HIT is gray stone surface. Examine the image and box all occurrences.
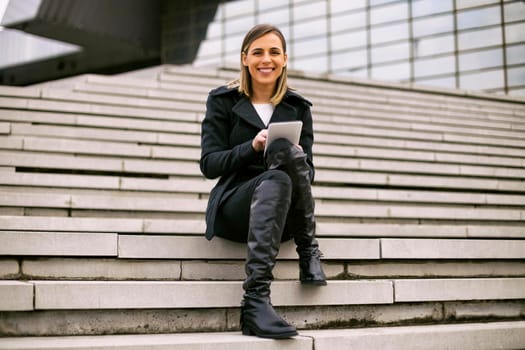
[381,238,525,259]
[303,321,525,350]
[395,278,525,302]
[0,259,19,278]
[0,332,312,349]
[22,258,181,280]
[0,231,117,256]
[118,235,380,259]
[33,280,393,310]
[0,281,33,311]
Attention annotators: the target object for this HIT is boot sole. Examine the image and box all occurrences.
[242,326,298,339]
[301,279,327,286]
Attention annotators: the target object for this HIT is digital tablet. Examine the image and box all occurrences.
[264,121,303,154]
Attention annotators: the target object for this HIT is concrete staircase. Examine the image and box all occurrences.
[0,65,524,349]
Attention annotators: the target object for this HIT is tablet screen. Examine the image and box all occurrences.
[264,121,303,153]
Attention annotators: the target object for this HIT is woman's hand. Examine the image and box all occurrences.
[252,129,268,152]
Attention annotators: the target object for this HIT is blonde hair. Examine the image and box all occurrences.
[234,24,288,106]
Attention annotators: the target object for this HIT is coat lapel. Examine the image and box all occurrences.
[231,94,299,128]
[232,96,266,129]
[270,100,297,124]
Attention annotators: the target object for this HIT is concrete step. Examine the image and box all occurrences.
[4,84,524,142]
[1,135,201,160]
[3,103,525,150]
[0,150,202,177]
[2,191,524,221]
[3,173,524,205]
[8,120,200,146]
[74,77,525,130]
[100,70,525,123]
[314,131,525,158]
[315,120,525,148]
[15,280,394,310]
[1,216,523,237]
[119,236,525,260]
[316,169,525,191]
[0,172,214,193]
[167,66,525,114]
[1,321,524,350]
[1,278,523,311]
[6,131,525,170]
[4,122,524,169]
[3,231,523,260]
[35,88,525,140]
[0,109,201,135]
[0,96,198,123]
[2,150,524,190]
[5,118,524,167]
[301,321,525,350]
[9,258,525,282]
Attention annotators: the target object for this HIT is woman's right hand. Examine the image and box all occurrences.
[252,129,268,152]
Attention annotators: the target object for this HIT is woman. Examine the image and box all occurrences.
[200,24,326,339]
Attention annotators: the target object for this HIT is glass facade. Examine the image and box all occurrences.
[194,0,525,96]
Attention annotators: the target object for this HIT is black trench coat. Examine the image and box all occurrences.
[200,85,315,240]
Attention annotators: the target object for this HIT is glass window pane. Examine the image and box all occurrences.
[293,17,327,40]
[415,76,457,89]
[371,22,409,44]
[415,55,456,77]
[458,27,502,50]
[507,66,525,87]
[258,7,289,25]
[456,0,499,10]
[224,0,254,17]
[504,1,525,22]
[459,48,503,71]
[258,0,287,11]
[457,6,501,30]
[372,62,410,81]
[293,1,326,21]
[412,14,454,37]
[414,34,455,57]
[294,36,327,56]
[225,15,255,36]
[330,0,366,12]
[293,55,327,73]
[370,2,408,25]
[506,44,525,65]
[224,52,239,66]
[505,22,525,44]
[460,70,504,89]
[279,25,291,41]
[370,0,400,5]
[224,33,244,53]
[412,0,453,17]
[336,68,369,78]
[331,11,367,32]
[371,42,410,64]
[331,49,367,70]
[331,30,367,51]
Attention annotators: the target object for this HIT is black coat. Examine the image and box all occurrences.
[200,85,315,240]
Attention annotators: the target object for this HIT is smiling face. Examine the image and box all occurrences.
[242,32,288,93]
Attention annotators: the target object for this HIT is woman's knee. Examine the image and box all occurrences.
[266,138,306,169]
[258,169,292,188]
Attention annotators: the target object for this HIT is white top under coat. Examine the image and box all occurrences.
[252,103,274,127]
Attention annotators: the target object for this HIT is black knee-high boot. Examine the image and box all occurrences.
[266,139,327,285]
[240,177,298,339]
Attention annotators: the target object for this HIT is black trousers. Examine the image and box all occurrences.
[215,139,311,243]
